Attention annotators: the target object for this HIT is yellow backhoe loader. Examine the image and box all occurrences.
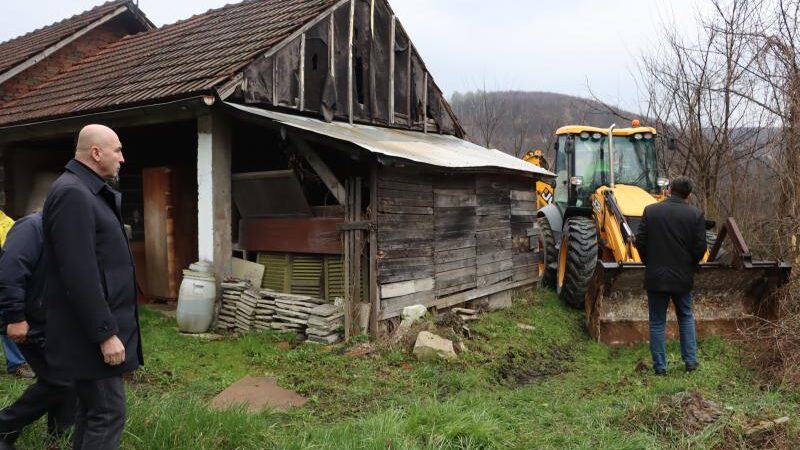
[523,123,790,346]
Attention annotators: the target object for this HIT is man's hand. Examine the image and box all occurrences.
[100,335,126,366]
[7,321,29,343]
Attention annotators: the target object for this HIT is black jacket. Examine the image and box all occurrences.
[43,159,142,380]
[0,213,48,342]
[635,195,707,293]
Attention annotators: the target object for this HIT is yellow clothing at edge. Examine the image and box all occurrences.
[0,210,14,246]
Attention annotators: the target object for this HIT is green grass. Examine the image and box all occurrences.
[1,289,797,449]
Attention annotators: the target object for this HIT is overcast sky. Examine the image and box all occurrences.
[0,0,712,113]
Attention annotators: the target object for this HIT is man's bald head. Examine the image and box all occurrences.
[75,124,118,155]
[74,124,125,180]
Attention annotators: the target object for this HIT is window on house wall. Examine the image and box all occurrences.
[304,31,329,113]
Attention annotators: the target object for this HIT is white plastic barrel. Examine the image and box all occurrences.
[176,261,216,333]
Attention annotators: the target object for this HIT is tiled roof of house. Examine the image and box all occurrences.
[0,0,136,74]
[0,0,337,125]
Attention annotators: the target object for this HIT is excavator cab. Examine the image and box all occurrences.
[552,126,660,209]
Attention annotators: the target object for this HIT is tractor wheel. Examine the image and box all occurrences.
[557,216,598,308]
[537,216,558,288]
[706,230,728,263]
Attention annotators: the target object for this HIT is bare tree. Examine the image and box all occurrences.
[639,0,771,223]
[451,81,507,148]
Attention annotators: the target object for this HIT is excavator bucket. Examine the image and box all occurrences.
[585,219,791,347]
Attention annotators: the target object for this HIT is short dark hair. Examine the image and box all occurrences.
[670,176,693,199]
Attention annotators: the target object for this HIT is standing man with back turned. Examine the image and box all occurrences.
[43,124,142,449]
[635,176,707,376]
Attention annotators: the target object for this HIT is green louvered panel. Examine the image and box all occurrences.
[290,255,323,297]
[257,252,290,291]
[324,255,345,300]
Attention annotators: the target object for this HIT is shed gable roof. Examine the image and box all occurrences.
[0,0,339,125]
[0,0,151,75]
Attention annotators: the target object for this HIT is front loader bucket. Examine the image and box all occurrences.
[586,261,791,347]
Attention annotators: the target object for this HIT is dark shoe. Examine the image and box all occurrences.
[685,362,700,372]
[654,368,666,376]
[13,363,34,379]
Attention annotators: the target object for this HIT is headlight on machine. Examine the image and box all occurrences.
[657,177,670,187]
[570,176,583,186]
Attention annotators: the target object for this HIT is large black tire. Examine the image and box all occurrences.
[537,216,558,288]
[557,216,598,308]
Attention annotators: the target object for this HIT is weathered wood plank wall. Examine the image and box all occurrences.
[377,166,541,319]
[376,167,436,318]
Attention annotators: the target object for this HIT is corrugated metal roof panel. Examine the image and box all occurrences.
[225,102,554,176]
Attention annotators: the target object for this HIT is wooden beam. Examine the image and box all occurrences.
[292,137,347,204]
[343,179,352,339]
[379,279,535,320]
[355,176,363,308]
[389,15,396,124]
[0,96,210,144]
[406,43,412,128]
[260,0,351,60]
[216,72,243,100]
[336,221,370,231]
[369,158,380,336]
[272,55,278,106]
[299,33,305,111]
[329,13,335,80]
[347,0,355,124]
[422,72,428,133]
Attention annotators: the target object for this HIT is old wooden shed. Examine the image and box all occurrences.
[0,0,551,333]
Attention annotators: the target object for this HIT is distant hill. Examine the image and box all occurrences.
[449,91,641,157]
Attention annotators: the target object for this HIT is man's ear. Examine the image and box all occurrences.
[91,145,102,162]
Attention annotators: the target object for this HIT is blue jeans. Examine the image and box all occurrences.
[2,335,27,373]
[647,290,697,371]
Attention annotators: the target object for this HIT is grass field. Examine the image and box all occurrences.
[1,288,797,449]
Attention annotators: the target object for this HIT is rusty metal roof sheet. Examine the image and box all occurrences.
[226,102,554,176]
[0,0,135,74]
[0,0,337,126]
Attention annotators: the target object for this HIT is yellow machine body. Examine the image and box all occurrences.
[528,124,790,346]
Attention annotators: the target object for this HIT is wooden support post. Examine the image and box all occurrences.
[292,137,346,204]
[197,113,232,280]
[354,176,363,318]
[347,0,355,124]
[272,56,277,106]
[406,45,412,128]
[343,178,352,340]
[368,158,380,336]
[329,13,335,80]
[299,33,306,110]
[422,72,428,133]
[389,15,396,124]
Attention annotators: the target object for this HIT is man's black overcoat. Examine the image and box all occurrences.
[635,195,708,294]
[42,159,142,380]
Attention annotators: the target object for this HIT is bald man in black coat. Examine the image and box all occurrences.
[43,124,142,450]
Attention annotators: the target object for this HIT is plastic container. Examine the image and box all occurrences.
[176,261,216,333]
